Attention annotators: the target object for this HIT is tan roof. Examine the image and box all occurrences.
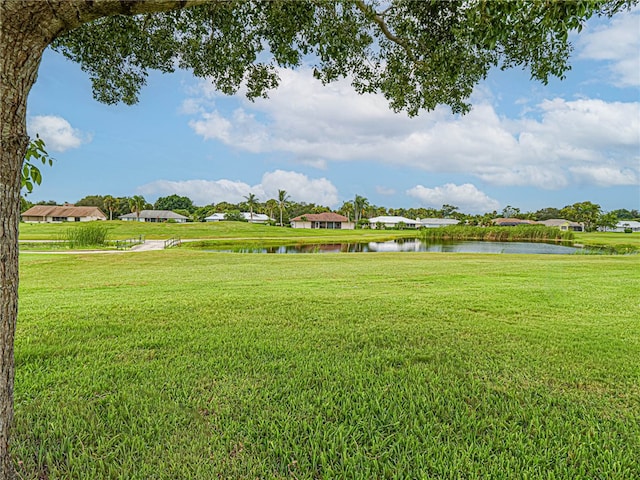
[540,219,582,227]
[291,212,350,222]
[492,218,536,225]
[22,205,106,219]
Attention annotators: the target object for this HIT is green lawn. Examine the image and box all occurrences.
[19,220,417,242]
[14,250,640,479]
[575,231,640,253]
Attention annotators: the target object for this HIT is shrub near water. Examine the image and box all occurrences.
[422,225,574,242]
[64,223,110,248]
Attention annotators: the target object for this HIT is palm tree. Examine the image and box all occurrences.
[265,199,278,222]
[277,189,290,226]
[354,195,369,224]
[338,200,354,221]
[103,195,119,221]
[244,193,259,222]
[129,195,146,221]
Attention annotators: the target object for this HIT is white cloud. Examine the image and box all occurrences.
[578,7,640,87]
[138,170,339,207]
[259,170,339,206]
[569,165,639,187]
[375,186,396,196]
[406,183,500,214]
[183,62,639,190]
[27,115,90,152]
[139,179,259,205]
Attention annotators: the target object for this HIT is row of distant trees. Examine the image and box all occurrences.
[21,194,638,232]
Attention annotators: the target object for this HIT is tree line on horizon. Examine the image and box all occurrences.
[21,193,638,232]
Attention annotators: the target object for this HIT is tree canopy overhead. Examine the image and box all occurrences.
[49,0,633,115]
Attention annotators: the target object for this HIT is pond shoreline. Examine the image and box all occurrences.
[196,239,589,255]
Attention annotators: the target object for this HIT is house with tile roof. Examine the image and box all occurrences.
[119,210,188,223]
[21,205,106,223]
[290,212,354,229]
[491,218,537,227]
[539,219,584,232]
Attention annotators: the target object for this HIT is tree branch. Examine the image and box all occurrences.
[353,0,418,63]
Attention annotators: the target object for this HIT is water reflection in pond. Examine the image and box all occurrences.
[207,239,582,255]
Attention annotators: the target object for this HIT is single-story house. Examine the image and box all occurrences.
[417,218,460,228]
[603,220,640,233]
[242,213,273,224]
[204,212,273,224]
[290,212,354,229]
[539,218,584,232]
[204,213,226,222]
[492,218,537,227]
[21,205,106,223]
[367,216,418,229]
[119,210,188,223]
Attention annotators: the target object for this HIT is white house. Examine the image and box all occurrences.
[204,213,226,222]
[290,212,354,229]
[367,216,418,229]
[21,205,106,223]
[605,220,640,232]
[204,212,273,223]
[417,218,460,228]
[242,212,272,223]
[120,210,188,223]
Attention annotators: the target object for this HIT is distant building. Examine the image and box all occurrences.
[120,210,188,223]
[603,220,640,233]
[417,218,460,228]
[367,216,418,229]
[204,213,226,222]
[491,218,537,227]
[204,212,273,224]
[290,213,354,229]
[21,205,106,223]
[539,219,584,232]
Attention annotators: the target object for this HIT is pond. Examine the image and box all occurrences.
[205,239,584,255]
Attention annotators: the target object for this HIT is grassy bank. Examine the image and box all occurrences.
[19,220,417,243]
[575,231,640,254]
[14,251,640,478]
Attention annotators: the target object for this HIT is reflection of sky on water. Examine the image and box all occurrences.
[367,240,578,254]
[209,239,580,255]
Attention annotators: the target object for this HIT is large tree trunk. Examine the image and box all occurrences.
[0,10,50,476]
[0,2,206,477]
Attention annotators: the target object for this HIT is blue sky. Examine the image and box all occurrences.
[27,7,639,214]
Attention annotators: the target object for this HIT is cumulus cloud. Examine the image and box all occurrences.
[406,183,500,214]
[27,115,90,152]
[375,186,396,196]
[569,165,639,187]
[139,179,259,206]
[183,62,638,190]
[260,170,339,206]
[577,7,640,87]
[139,170,339,207]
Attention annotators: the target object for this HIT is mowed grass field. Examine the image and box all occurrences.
[15,249,640,479]
[18,220,418,242]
